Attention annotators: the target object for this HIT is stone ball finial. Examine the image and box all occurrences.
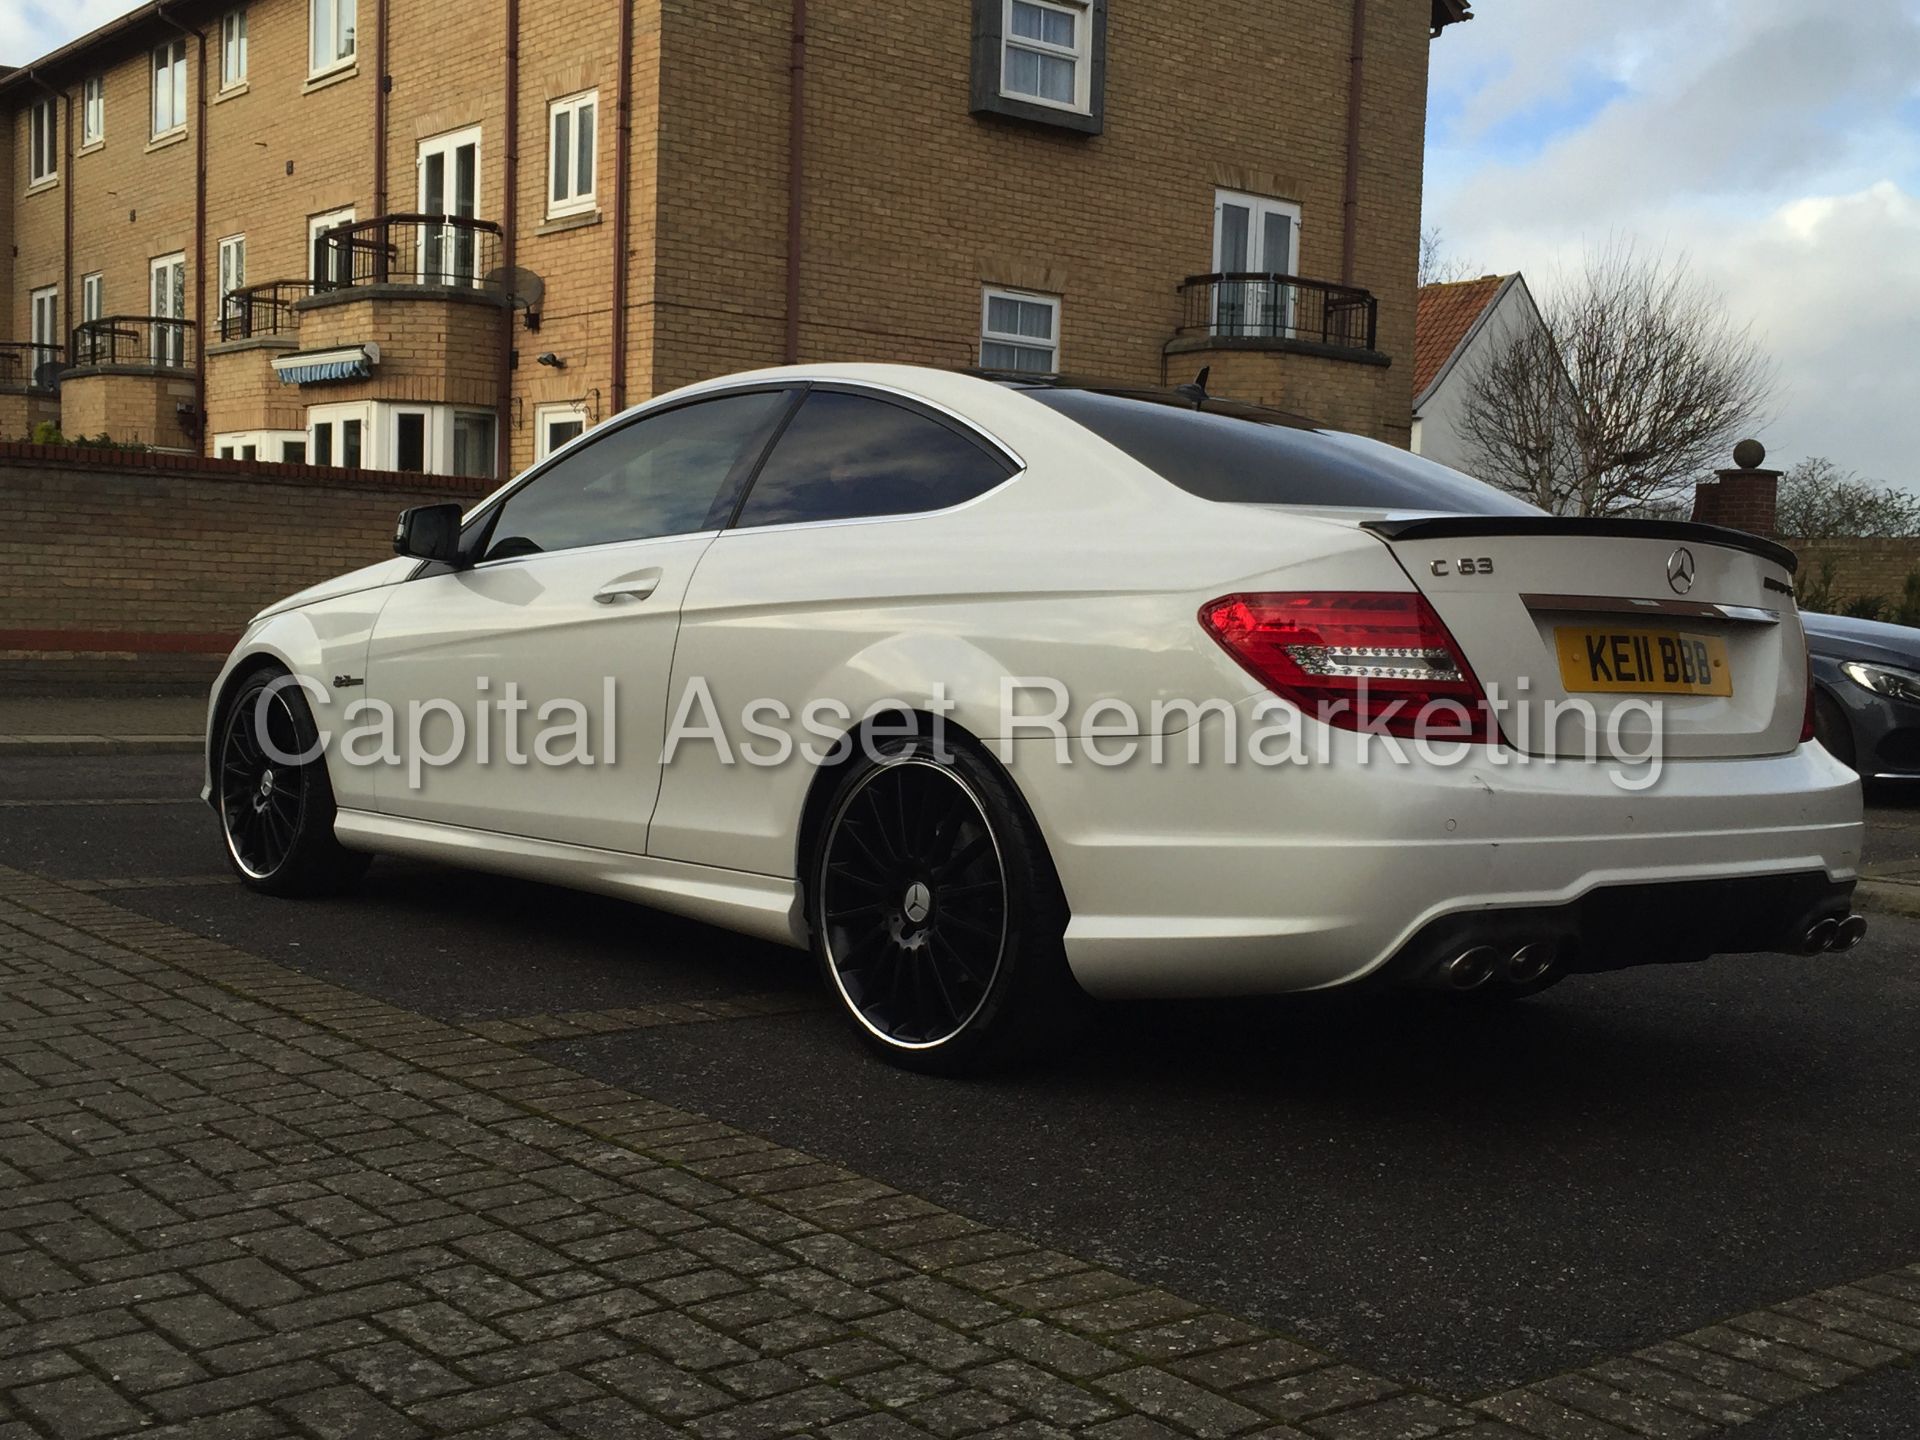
[1733,438,1766,470]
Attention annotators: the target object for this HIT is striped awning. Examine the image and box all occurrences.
[272,343,380,386]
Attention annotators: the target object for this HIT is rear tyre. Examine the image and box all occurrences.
[808,734,1080,1074]
[216,668,370,897]
[1812,690,1857,772]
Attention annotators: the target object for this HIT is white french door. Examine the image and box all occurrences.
[418,128,480,286]
[150,254,187,367]
[29,287,59,382]
[1212,191,1302,338]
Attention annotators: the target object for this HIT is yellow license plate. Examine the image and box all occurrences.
[1555,627,1733,696]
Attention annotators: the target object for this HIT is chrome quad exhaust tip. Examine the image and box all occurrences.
[1443,946,1499,992]
[1831,914,1869,952]
[1506,942,1557,986]
[1801,917,1840,955]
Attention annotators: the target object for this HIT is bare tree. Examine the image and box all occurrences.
[1776,457,1920,538]
[1418,225,1477,288]
[1458,242,1773,516]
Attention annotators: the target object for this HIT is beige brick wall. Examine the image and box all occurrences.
[5,0,1431,461]
[0,443,492,688]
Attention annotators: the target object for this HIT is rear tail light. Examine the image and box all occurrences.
[1801,653,1817,745]
[1200,591,1495,742]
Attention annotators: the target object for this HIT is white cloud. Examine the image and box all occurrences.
[1428,0,1920,487]
[1,1,148,69]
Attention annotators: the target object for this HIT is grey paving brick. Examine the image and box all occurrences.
[190,1256,307,1309]
[75,1329,208,1392]
[12,1373,150,1440]
[965,1357,1121,1425]
[1726,1308,1900,1368]
[844,1361,959,1407]
[376,1299,508,1357]
[1112,1313,1268,1362]
[1683,1324,1860,1388]
[1170,1339,1327,1390]
[1238,1367,1399,1425]
[550,1395,684,1438]
[587,1351,734,1417]
[137,1292,264,1348]
[1587,1358,1764,1425]
[1535,1375,1712,1440]
[273,1382,423,1440]
[1095,1365,1267,1438]
[1299,1394,1476,1440]
[1474,1390,1639,1440]
[978,1317,1129,1379]
[403,1371,603,1430]
[1632,1340,1815,1407]
[327,1339,471,1404]
[144,1359,336,1422]
[901,1385,1022,1438]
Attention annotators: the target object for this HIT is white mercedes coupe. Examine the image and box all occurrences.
[205,364,1865,1071]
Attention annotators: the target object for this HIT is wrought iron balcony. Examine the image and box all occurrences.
[0,342,63,393]
[220,280,320,341]
[69,316,198,372]
[313,213,507,294]
[1176,273,1380,356]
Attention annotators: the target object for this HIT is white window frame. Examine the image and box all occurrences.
[980,287,1061,373]
[546,90,598,218]
[28,97,58,185]
[150,252,188,367]
[218,235,247,327]
[308,207,356,284]
[535,402,589,460]
[308,401,371,469]
[30,287,60,377]
[81,273,105,325]
[1000,0,1091,115]
[309,0,358,78]
[82,78,105,147]
[221,11,249,89]
[214,429,304,462]
[417,127,482,286]
[152,38,188,138]
[1210,189,1303,338]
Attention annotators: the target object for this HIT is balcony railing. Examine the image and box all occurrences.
[0,342,63,393]
[70,316,199,372]
[220,280,320,341]
[1177,273,1379,354]
[314,213,506,294]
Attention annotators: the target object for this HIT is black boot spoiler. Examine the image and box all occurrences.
[1360,516,1798,575]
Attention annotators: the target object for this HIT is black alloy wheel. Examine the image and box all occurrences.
[811,736,1077,1071]
[216,668,369,896]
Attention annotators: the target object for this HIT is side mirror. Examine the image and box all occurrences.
[393,503,465,565]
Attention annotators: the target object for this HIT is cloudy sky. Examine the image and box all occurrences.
[1425,0,1920,487]
[11,2,1918,485]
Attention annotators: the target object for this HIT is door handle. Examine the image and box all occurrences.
[593,573,661,605]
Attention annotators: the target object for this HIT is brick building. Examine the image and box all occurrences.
[2,0,1472,477]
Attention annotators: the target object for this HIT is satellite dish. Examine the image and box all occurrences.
[484,266,546,312]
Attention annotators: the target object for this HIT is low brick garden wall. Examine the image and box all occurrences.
[0,443,493,694]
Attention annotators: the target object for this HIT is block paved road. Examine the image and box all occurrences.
[2,753,1918,1438]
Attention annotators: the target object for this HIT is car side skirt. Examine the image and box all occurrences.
[331,810,808,950]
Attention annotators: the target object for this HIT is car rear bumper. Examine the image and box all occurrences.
[1003,720,1864,999]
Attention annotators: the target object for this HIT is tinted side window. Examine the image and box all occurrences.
[1023,388,1541,515]
[483,390,791,561]
[734,390,1015,529]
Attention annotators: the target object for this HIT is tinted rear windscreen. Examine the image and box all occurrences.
[1023,388,1540,515]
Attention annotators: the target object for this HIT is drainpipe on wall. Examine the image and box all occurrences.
[785,0,808,364]
[610,0,634,413]
[374,0,390,216]
[497,0,519,478]
[1340,0,1366,286]
[157,5,208,454]
[24,72,73,364]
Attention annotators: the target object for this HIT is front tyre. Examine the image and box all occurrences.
[809,735,1078,1074]
[216,668,370,897]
